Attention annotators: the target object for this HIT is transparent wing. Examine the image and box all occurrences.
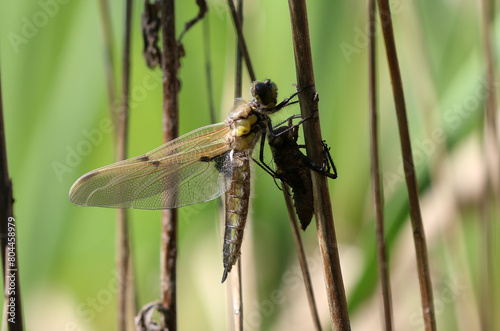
[69,123,233,209]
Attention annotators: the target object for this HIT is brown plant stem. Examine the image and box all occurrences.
[282,186,322,330]
[287,0,350,329]
[368,0,394,329]
[375,0,436,329]
[116,0,133,330]
[226,0,255,82]
[177,0,207,42]
[160,0,179,329]
[0,62,24,331]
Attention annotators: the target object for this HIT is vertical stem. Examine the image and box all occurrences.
[97,0,118,128]
[479,0,498,329]
[375,0,436,329]
[227,1,244,330]
[368,0,394,329]
[227,0,255,82]
[234,0,243,99]
[0,63,24,331]
[282,187,322,331]
[287,1,350,329]
[202,16,216,124]
[116,0,133,330]
[160,0,179,330]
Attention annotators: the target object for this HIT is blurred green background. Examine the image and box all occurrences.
[1,0,499,330]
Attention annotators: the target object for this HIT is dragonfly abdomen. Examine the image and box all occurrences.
[221,151,250,283]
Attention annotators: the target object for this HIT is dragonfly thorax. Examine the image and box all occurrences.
[225,102,269,152]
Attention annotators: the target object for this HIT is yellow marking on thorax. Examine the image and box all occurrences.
[233,114,258,137]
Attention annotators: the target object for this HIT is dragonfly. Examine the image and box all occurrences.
[69,79,305,283]
[256,116,337,230]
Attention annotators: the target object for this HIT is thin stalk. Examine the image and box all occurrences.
[0,62,24,331]
[226,0,255,82]
[177,0,207,42]
[97,0,118,128]
[479,0,498,329]
[227,261,243,331]
[116,0,133,330]
[160,0,179,330]
[226,1,244,329]
[282,185,321,331]
[480,0,498,140]
[375,0,436,329]
[368,0,394,329]
[202,16,216,124]
[234,0,243,98]
[287,1,350,329]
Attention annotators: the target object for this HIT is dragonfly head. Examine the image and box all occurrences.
[250,79,278,109]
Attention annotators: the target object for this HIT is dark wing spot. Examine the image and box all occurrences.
[137,156,149,161]
[199,156,211,162]
[199,152,230,172]
[148,160,161,167]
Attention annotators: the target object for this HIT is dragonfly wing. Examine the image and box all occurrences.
[69,123,233,209]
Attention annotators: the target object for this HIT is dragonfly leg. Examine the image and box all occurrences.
[252,134,278,178]
[321,141,338,179]
[252,157,277,178]
[272,114,302,129]
[267,84,314,113]
[252,133,286,191]
[270,114,312,139]
[300,142,338,179]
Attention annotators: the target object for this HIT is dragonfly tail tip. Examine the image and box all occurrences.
[221,270,228,283]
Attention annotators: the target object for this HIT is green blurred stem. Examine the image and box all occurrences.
[479,0,498,329]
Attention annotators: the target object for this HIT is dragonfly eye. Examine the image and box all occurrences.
[251,80,278,108]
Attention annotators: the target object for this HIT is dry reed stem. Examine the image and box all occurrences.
[160,0,179,329]
[116,0,133,329]
[0,63,24,331]
[282,186,322,330]
[227,261,244,331]
[287,0,351,329]
[227,0,255,83]
[368,0,394,330]
[375,0,436,329]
